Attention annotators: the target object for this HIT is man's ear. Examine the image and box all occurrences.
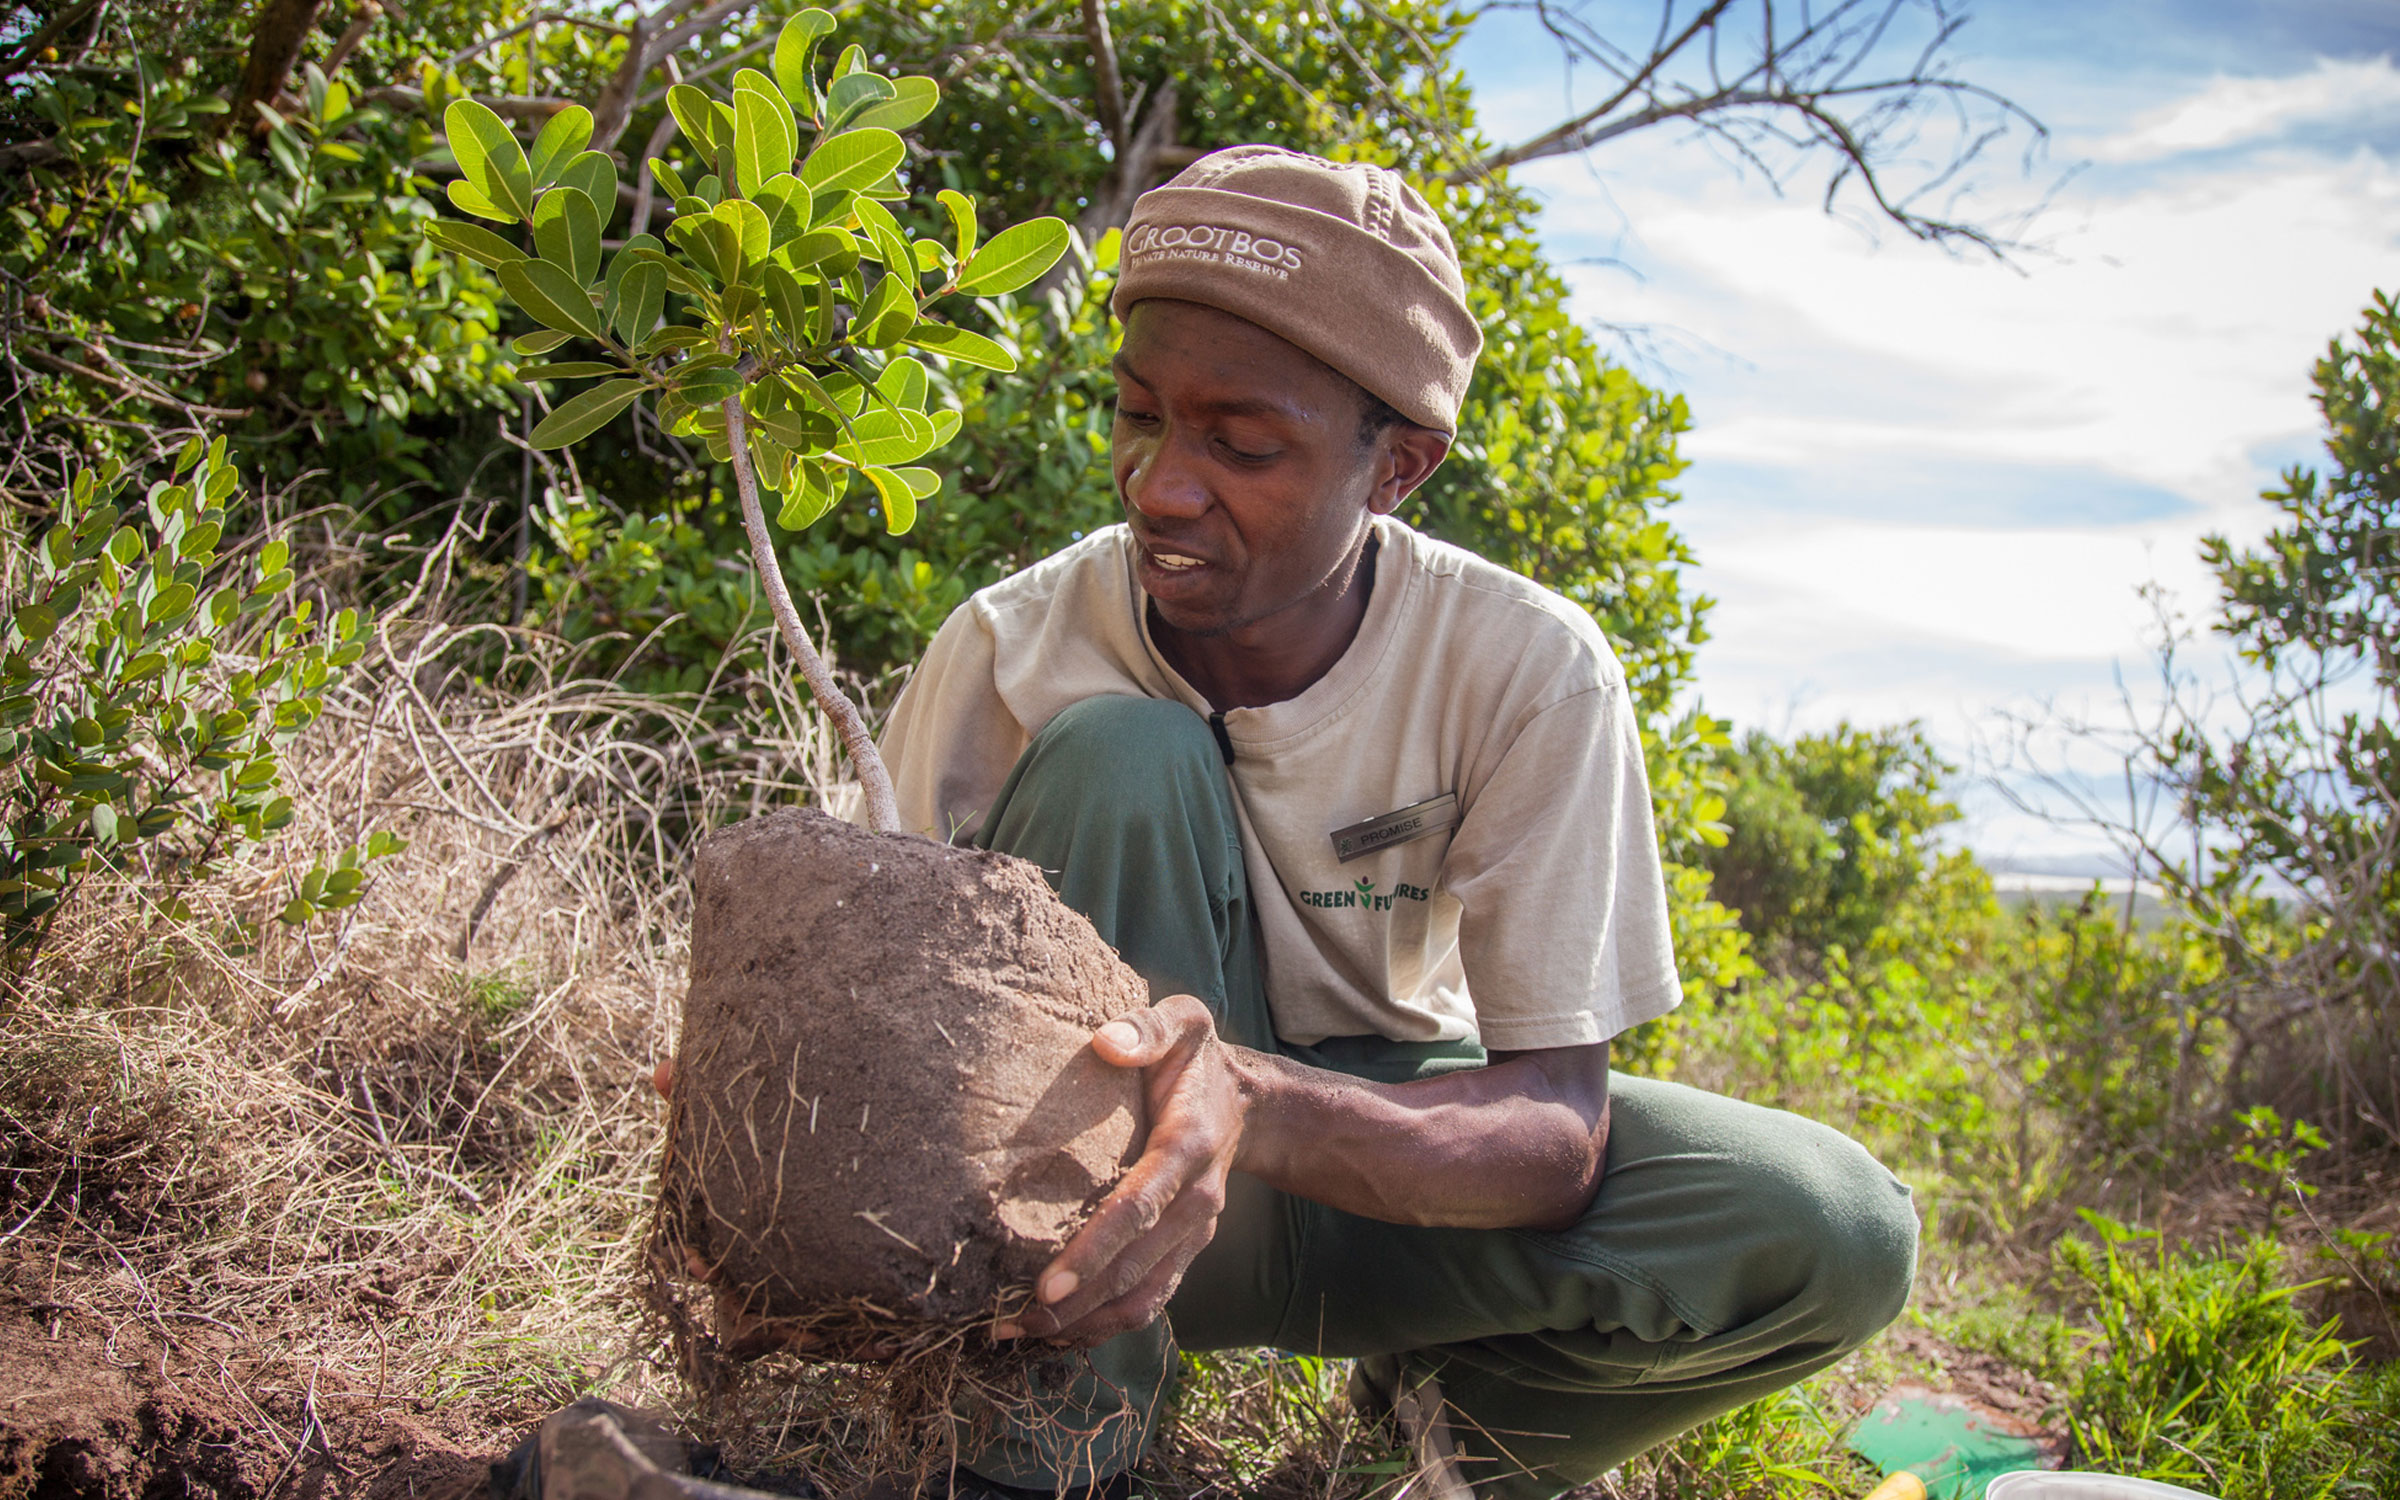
[1368,424,1453,516]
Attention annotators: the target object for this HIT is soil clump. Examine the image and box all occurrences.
[658,809,1148,1336]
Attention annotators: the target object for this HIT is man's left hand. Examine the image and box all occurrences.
[995,993,1247,1347]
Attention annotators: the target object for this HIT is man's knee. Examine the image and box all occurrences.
[1020,696,1223,820]
[1765,1124,1918,1352]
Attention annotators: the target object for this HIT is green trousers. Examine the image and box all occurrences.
[963,697,1917,1499]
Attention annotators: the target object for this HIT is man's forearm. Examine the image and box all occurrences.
[1226,1043,1610,1231]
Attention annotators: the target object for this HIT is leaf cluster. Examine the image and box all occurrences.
[1698,722,1962,962]
[423,10,1070,544]
[2,49,517,503]
[0,437,403,953]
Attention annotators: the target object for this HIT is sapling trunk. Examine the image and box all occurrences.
[718,394,903,836]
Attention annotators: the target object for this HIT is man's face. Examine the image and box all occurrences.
[1110,299,1397,639]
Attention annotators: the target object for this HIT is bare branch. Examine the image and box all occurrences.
[589,0,763,151]
[320,0,385,78]
[361,85,578,123]
[1474,0,2051,257]
[444,10,631,72]
[627,110,680,238]
[1081,0,1129,154]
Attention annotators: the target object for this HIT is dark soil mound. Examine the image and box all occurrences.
[0,1304,494,1500]
[659,809,1147,1331]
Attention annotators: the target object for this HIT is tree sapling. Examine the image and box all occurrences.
[421,12,1150,1351]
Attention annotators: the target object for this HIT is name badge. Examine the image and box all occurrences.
[1330,793,1459,864]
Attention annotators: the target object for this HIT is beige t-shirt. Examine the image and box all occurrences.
[877,517,1682,1051]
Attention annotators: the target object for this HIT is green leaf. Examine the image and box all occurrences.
[928,408,962,447]
[532,185,602,284]
[841,408,934,466]
[799,127,903,197]
[614,262,666,343]
[776,459,838,529]
[890,465,941,499]
[89,802,118,846]
[762,266,811,346]
[530,380,646,447]
[444,97,532,219]
[515,361,623,380]
[673,363,743,405]
[497,259,602,338]
[529,105,594,187]
[958,217,1071,296]
[13,604,57,645]
[670,212,743,286]
[785,225,857,276]
[754,172,807,247]
[733,70,797,196]
[853,196,914,284]
[848,76,940,132]
[852,270,914,348]
[146,581,196,624]
[936,187,978,264]
[905,321,1017,372]
[444,176,512,223]
[637,324,712,356]
[822,71,895,134]
[862,465,918,534]
[667,84,720,152]
[773,9,837,112]
[831,43,867,79]
[876,355,928,411]
[424,218,528,269]
[648,156,689,202]
[443,97,500,184]
[513,329,572,355]
[720,198,772,265]
[754,403,836,450]
[556,150,619,222]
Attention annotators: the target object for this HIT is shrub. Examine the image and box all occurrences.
[0,436,399,954]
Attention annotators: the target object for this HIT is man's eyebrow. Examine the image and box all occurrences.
[1108,355,1305,420]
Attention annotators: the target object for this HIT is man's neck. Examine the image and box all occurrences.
[1151,533,1381,712]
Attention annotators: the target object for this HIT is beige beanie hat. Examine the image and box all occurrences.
[1110,146,1484,434]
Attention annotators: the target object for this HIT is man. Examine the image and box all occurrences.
[878,146,1916,1499]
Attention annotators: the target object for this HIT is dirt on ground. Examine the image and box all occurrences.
[660,809,1150,1330]
[0,1291,507,1500]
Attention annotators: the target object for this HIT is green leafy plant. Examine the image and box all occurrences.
[419,9,1069,829]
[2058,1211,2392,1499]
[0,436,403,953]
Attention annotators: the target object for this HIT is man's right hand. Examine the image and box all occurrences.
[997,993,1254,1347]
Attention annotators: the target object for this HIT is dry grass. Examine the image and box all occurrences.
[0,561,851,1468]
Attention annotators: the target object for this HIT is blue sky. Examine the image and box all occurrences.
[1455,0,2400,866]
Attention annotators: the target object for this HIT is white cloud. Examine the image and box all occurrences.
[1546,146,2400,514]
[2094,55,2400,161]
[1472,46,2400,857]
[1696,522,2215,666]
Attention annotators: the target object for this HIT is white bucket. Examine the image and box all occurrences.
[1984,1474,2221,1500]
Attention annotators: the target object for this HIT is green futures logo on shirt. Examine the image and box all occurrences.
[1299,877,1432,912]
